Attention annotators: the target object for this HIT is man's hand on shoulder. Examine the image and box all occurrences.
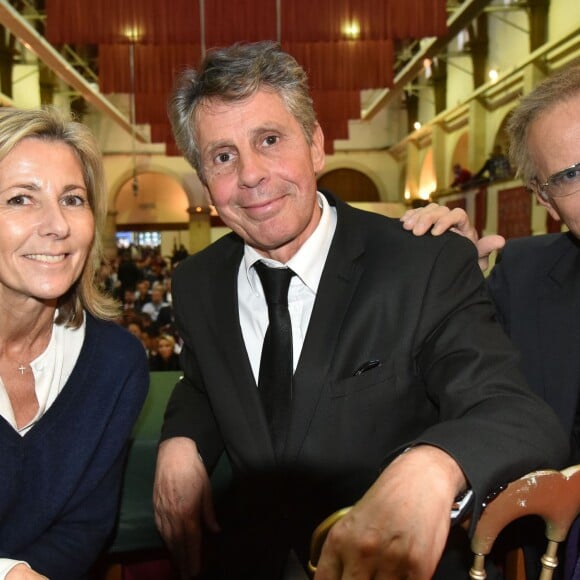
[314,445,466,579]
[400,203,505,272]
[153,437,220,579]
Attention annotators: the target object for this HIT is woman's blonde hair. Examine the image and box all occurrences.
[158,334,176,349]
[0,106,119,326]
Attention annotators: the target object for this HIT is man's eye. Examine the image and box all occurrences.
[561,168,580,183]
[216,152,231,164]
[263,135,278,146]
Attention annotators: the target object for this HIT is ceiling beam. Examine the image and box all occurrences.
[0,0,150,143]
[362,0,494,120]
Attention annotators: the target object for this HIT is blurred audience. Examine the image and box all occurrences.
[142,287,170,323]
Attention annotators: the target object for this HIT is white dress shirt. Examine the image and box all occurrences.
[237,192,337,580]
[238,192,337,383]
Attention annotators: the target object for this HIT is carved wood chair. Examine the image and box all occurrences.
[307,466,580,580]
[469,466,580,580]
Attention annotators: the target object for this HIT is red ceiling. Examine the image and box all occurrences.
[46,0,447,154]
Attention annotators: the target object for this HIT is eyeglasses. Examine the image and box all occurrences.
[531,162,580,198]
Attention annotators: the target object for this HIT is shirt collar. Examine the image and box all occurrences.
[243,191,337,294]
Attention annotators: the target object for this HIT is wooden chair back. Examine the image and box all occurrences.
[307,466,580,579]
[469,465,580,580]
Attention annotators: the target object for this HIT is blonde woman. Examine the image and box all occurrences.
[149,334,181,372]
[0,107,148,580]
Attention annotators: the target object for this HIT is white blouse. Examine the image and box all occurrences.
[0,313,86,435]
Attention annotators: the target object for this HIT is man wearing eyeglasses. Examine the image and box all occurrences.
[402,61,580,579]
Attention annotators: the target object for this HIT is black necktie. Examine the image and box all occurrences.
[255,261,295,455]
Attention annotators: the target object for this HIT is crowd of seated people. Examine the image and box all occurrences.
[99,244,184,372]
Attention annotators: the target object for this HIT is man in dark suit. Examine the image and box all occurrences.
[153,41,568,580]
[401,61,580,578]
[402,62,580,462]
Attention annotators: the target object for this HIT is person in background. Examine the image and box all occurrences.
[153,41,568,580]
[401,60,580,579]
[472,144,514,183]
[171,243,189,267]
[149,334,181,372]
[121,287,138,312]
[141,286,170,324]
[0,107,149,580]
[115,247,142,301]
[134,278,151,310]
[450,162,473,188]
[125,316,149,352]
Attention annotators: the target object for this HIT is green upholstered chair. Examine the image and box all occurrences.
[109,371,234,554]
[94,371,233,580]
[109,371,181,554]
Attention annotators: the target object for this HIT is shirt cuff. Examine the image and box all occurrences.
[451,489,474,524]
[0,559,31,579]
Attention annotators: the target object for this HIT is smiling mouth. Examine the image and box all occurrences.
[244,192,288,211]
[25,254,67,263]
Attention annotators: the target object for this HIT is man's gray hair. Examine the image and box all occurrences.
[507,59,580,186]
[169,41,317,183]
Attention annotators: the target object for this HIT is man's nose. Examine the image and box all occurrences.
[238,150,267,188]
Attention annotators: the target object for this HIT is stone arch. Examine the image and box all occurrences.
[450,132,471,182]
[317,167,380,202]
[418,148,436,200]
[493,114,512,159]
[114,170,189,228]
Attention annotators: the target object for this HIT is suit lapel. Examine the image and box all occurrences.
[536,234,580,433]
[284,199,365,459]
[211,237,276,460]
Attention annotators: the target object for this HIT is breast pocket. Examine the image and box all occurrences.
[330,362,395,398]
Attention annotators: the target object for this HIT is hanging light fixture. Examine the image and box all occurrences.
[128,40,139,196]
[123,25,142,197]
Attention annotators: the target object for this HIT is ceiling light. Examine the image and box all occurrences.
[123,26,143,43]
[342,21,360,40]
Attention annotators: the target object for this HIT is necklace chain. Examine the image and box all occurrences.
[3,325,52,376]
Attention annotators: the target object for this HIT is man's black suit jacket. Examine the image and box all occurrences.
[487,232,580,460]
[161,192,568,576]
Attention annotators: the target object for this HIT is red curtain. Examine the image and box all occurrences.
[99,44,201,93]
[47,0,446,45]
[281,0,446,42]
[386,0,447,39]
[203,0,277,49]
[311,90,361,153]
[134,94,172,125]
[44,0,447,154]
[282,0,383,42]
[284,40,393,90]
[46,0,200,44]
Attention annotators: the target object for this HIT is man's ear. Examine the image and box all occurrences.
[202,183,214,206]
[535,190,561,222]
[310,123,325,174]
